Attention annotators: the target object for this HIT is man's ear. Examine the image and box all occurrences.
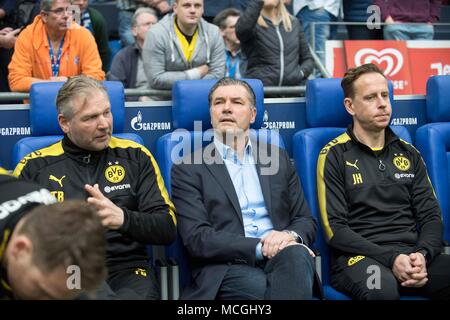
[209,108,214,127]
[40,11,47,24]
[250,107,256,124]
[131,26,138,38]
[343,97,355,116]
[172,1,178,15]
[58,114,70,134]
[9,235,33,261]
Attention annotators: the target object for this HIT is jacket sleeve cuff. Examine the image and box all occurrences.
[185,68,201,80]
[300,69,305,79]
[255,242,264,260]
[118,207,130,233]
[388,251,401,268]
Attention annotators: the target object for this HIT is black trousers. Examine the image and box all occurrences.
[94,265,160,300]
[331,254,450,300]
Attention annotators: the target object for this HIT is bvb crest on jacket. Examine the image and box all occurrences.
[392,153,410,171]
[105,161,126,183]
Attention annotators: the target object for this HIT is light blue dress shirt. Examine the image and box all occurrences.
[214,137,274,260]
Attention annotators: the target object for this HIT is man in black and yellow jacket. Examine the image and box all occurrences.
[13,75,176,300]
[0,169,107,300]
[317,63,450,300]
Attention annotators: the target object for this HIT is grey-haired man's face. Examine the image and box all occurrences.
[133,12,158,44]
[41,0,72,33]
[59,90,113,152]
[209,85,256,136]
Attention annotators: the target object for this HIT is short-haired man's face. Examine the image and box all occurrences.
[221,15,240,46]
[132,12,158,45]
[210,84,256,137]
[41,0,72,33]
[7,236,80,300]
[59,90,113,151]
[344,72,391,132]
[173,0,204,29]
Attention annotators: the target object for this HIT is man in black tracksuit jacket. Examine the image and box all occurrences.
[13,76,176,300]
[317,63,450,300]
[0,169,107,300]
[0,168,56,299]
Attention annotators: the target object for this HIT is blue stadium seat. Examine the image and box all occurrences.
[107,40,122,71]
[12,81,143,168]
[156,79,284,299]
[415,75,450,245]
[293,77,424,300]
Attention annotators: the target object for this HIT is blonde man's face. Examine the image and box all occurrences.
[173,0,204,28]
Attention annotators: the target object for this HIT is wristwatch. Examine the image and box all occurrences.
[283,230,302,243]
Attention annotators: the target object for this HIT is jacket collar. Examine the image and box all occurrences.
[62,135,105,164]
[0,265,12,299]
[133,41,142,53]
[0,208,29,300]
[346,124,399,151]
[203,138,273,228]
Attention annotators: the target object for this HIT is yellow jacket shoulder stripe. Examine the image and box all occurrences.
[13,141,64,177]
[109,137,176,225]
[316,132,351,240]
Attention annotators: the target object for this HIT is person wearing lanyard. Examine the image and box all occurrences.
[8,0,105,93]
[48,34,65,79]
[213,8,246,79]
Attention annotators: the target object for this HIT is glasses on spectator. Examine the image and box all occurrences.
[45,7,72,16]
[137,21,157,28]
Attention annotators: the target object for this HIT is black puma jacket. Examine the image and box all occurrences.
[0,172,56,299]
[14,136,176,272]
[317,126,443,269]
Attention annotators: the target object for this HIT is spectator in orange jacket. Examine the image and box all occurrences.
[8,0,105,93]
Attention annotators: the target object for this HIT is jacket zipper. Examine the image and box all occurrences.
[275,25,284,86]
[375,153,387,182]
[83,154,93,186]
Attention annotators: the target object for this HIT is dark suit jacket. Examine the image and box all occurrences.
[171,141,317,299]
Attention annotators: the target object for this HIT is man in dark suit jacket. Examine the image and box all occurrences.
[171,77,317,300]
